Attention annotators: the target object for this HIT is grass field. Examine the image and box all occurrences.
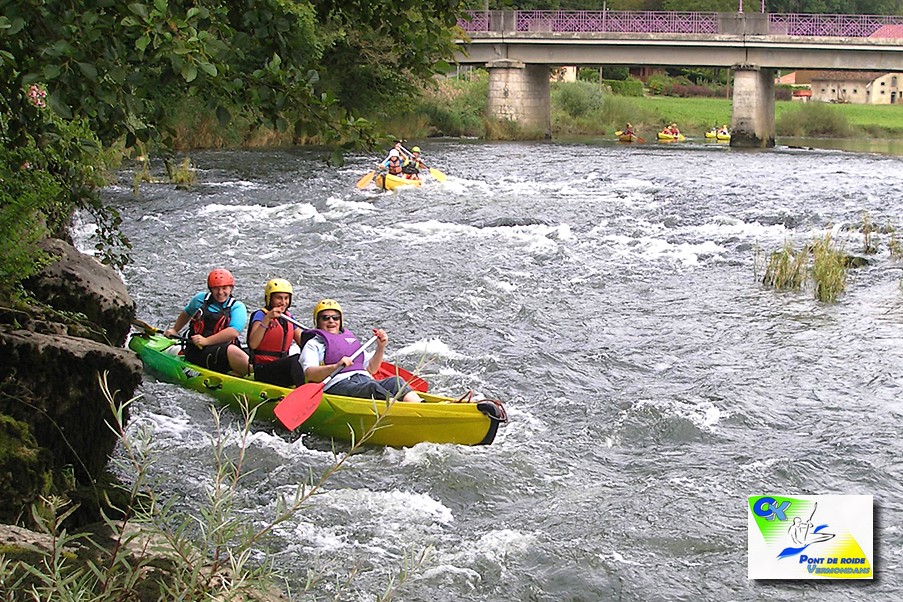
[626,96,903,136]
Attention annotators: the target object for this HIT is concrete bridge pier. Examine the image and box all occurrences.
[730,65,776,148]
[486,59,551,139]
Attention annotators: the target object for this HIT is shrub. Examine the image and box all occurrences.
[776,102,854,137]
[551,81,605,119]
[604,79,644,97]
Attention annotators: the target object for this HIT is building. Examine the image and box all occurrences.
[809,71,902,104]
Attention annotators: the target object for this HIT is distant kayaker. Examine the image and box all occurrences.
[377,149,403,176]
[719,124,730,136]
[300,299,423,403]
[623,123,635,136]
[246,278,306,387]
[401,146,427,180]
[164,269,250,376]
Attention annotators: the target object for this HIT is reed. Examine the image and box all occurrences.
[761,240,808,291]
[0,373,426,600]
[811,233,847,303]
[861,212,877,254]
[888,226,903,261]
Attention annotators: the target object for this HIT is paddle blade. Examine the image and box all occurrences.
[614,130,623,136]
[429,167,447,182]
[356,171,376,189]
[376,361,429,393]
[636,137,646,144]
[273,382,324,430]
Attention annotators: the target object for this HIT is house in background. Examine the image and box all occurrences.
[809,71,902,104]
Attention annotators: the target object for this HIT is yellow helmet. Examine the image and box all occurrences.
[313,299,343,328]
[264,278,293,308]
[411,146,421,153]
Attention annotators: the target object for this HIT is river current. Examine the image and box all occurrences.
[96,138,903,601]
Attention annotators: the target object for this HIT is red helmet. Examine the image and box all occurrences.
[207,268,235,288]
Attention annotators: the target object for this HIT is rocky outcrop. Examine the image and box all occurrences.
[24,238,135,346]
[0,238,140,526]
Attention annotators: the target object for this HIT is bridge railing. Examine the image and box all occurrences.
[458,10,903,38]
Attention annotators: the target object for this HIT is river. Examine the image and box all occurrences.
[98,138,903,601]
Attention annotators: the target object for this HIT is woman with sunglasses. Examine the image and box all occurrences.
[300,299,422,403]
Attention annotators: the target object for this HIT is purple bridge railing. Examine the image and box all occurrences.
[458,11,903,38]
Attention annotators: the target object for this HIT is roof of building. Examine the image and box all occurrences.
[809,70,888,83]
[792,89,812,97]
[870,24,903,39]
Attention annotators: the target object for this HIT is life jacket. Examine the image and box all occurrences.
[306,328,366,375]
[190,293,236,339]
[248,309,294,365]
[387,156,403,176]
[402,158,421,175]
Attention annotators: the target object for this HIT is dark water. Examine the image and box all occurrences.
[95,139,903,600]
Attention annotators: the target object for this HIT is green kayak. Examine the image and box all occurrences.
[128,331,507,447]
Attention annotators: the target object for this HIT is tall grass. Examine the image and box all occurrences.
[0,374,426,600]
[758,234,849,303]
[776,102,854,137]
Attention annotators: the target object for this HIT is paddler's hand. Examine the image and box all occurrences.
[189,334,206,348]
[373,328,388,347]
[263,307,283,326]
[163,328,178,338]
[336,356,353,369]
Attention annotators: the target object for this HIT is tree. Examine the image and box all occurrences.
[0,0,463,299]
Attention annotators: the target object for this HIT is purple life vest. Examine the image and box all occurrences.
[312,328,366,374]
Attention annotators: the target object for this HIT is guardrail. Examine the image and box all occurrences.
[457,10,903,38]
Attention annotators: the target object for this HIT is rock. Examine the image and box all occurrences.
[25,238,135,346]
[0,329,142,524]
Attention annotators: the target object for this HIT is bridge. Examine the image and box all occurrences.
[453,11,903,147]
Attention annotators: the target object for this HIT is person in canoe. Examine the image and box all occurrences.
[163,269,250,376]
[246,278,306,387]
[401,145,429,180]
[377,149,403,176]
[719,124,730,136]
[300,299,423,403]
[623,123,635,137]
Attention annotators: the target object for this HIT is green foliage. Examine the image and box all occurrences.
[577,68,600,83]
[601,66,629,81]
[0,374,428,600]
[552,80,605,119]
[0,100,115,302]
[757,235,851,303]
[604,78,644,96]
[776,102,854,137]
[760,241,808,292]
[414,72,488,137]
[811,234,847,303]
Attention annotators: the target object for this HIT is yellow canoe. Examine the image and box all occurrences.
[657,132,686,142]
[128,332,506,447]
[705,131,731,141]
[374,173,422,191]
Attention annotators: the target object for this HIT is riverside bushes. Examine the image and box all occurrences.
[776,102,854,137]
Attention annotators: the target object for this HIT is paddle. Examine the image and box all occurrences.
[614,130,623,136]
[398,144,447,182]
[279,314,428,392]
[274,335,377,430]
[356,171,376,189]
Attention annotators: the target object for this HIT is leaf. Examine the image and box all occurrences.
[181,63,197,83]
[46,92,73,120]
[78,62,98,82]
[128,3,150,19]
[198,62,217,77]
[42,64,61,80]
[136,34,151,52]
[216,105,231,126]
[153,0,167,14]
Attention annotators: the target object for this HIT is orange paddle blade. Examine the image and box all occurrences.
[375,361,429,392]
[273,382,324,430]
[356,171,376,189]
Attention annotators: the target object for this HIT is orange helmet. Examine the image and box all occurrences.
[207,268,235,288]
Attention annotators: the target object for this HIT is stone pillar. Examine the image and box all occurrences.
[730,65,775,148]
[486,59,551,139]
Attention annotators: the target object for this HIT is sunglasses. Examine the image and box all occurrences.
[319,314,341,322]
